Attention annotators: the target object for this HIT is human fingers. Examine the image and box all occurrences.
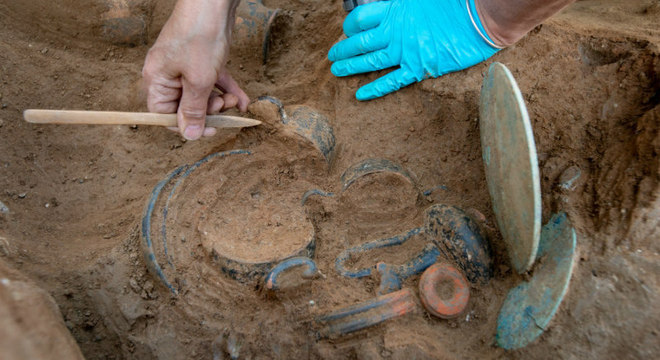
[207,94,226,114]
[202,127,217,137]
[146,84,181,114]
[178,73,215,140]
[343,1,391,37]
[166,125,216,137]
[330,49,397,77]
[195,92,239,138]
[216,72,249,112]
[142,49,182,113]
[205,93,243,114]
[328,28,387,62]
[201,94,228,138]
[355,67,417,101]
[221,93,239,110]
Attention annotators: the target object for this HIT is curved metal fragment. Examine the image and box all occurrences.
[496,213,577,349]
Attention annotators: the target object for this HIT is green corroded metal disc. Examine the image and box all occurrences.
[496,212,576,349]
[480,62,541,274]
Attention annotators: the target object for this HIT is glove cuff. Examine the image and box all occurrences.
[467,0,506,49]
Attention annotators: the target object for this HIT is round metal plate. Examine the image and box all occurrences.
[496,213,576,349]
[479,62,541,274]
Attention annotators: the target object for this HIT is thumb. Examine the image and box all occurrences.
[178,75,214,140]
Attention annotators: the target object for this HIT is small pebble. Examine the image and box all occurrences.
[129,278,140,293]
[143,280,154,292]
[212,335,225,360]
[0,200,8,213]
[18,193,26,199]
[226,333,242,359]
[558,165,582,191]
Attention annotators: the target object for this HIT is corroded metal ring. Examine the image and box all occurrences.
[419,263,470,319]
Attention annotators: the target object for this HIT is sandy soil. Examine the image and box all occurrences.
[0,0,658,359]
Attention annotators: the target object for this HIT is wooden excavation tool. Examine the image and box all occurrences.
[23,110,261,129]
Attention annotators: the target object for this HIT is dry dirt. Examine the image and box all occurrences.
[0,0,659,359]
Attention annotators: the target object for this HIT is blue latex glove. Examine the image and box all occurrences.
[328,0,502,100]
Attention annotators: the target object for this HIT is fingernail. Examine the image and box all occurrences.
[183,125,203,140]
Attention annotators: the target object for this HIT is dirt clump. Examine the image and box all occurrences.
[0,259,85,359]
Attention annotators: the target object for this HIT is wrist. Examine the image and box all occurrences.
[475,0,576,47]
[467,0,505,49]
[164,0,240,42]
[474,0,521,47]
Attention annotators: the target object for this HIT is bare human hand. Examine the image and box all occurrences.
[142,0,249,140]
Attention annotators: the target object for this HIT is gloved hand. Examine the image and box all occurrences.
[328,0,502,101]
